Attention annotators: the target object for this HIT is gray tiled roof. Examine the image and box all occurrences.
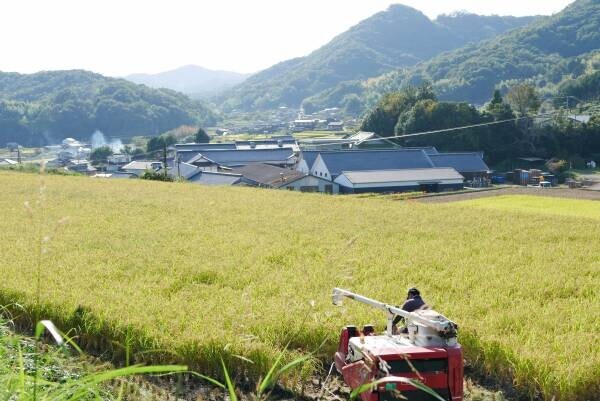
[235,138,296,146]
[175,143,237,151]
[318,150,434,177]
[191,148,295,167]
[401,146,439,155]
[187,171,242,186]
[122,161,162,171]
[338,168,463,184]
[161,162,201,179]
[299,151,320,169]
[429,153,490,173]
[232,163,305,188]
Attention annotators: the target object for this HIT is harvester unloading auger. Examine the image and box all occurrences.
[331,288,463,401]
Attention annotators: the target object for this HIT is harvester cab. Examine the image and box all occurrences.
[332,288,463,401]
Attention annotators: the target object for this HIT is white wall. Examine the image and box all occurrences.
[280,175,339,194]
[296,159,310,174]
[309,155,333,181]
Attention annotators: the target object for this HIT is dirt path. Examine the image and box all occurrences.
[139,373,513,401]
[417,187,600,203]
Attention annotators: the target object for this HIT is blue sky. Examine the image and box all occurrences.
[0,0,575,76]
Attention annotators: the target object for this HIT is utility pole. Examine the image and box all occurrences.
[17,145,21,164]
[176,151,181,180]
[163,142,168,179]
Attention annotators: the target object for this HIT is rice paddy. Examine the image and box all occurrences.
[0,172,598,400]
[455,194,600,220]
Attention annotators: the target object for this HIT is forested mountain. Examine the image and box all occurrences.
[126,65,250,96]
[355,0,600,108]
[435,13,537,43]
[0,70,218,146]
[220,5,535,112]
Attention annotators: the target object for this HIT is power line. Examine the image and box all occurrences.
[303,112,558,149]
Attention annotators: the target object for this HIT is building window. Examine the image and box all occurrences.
[325,184,333,194]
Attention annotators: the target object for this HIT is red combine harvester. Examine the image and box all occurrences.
[332,288,463,401]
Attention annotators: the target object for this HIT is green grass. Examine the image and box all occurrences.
[0,172,599,400]
[0,317,187,400]
[456,195,600,220]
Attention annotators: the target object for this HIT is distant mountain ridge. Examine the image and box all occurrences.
[219,5,536,111]
[364,0,600,105]
[126,65,250,96]
[0,69,218,146]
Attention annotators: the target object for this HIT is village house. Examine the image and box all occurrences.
[58,138,91,162]
[0,158,18,166]
[160,161,203,180]
[334,168,464,194]
[187,148,297,169]
[310,149,435,181]
[66,160,97,176]
[187,171,242,186]
[296,151,320,174]
[280,174,339,193]
[232,163,305,188]
[428,152,490,182]
[327,121,344,131]
[298,132,396,151]
[121,161,163,177]
[107,153,132,172]
[92,172,136,179]
[290,119,318,132]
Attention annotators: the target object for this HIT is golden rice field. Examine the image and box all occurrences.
[0,172,598,400]
[459,194,600,220]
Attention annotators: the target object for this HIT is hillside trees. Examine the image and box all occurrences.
[360,84,436,135]
[558,70,600,101]
[219,5,535,111]
[359,86,600,165]
[485,90,516,120]
[147,134,176,153]
[360,0,600,106]
[506,84,541,116]
[0,70,218,146]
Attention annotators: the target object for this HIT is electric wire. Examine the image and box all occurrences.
[300,112,560,149]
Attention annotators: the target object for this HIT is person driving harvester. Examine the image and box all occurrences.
[393,287,428,334]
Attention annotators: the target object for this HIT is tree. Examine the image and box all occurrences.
[506,84,541,117]
[490,89,503,106]
[195,127,210,143]
[301,99,318,115]
[342,94,364,117]
[90,146,113,165]
[140,170,174,182]
[485,90,515,120]
[360,85,423,136]
[147,134,176,152]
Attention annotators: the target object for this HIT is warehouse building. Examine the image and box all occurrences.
[334,168,464,194]
[429,153,490,181]
[311,149,435,181]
